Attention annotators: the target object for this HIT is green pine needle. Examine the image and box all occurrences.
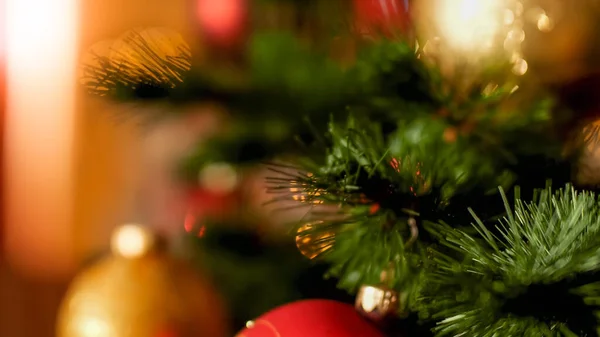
[419,186,600,337]
[80,28,192,99]
[83,18,594,337]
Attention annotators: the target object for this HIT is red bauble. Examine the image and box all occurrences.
[187,188,238,215]
[184,188,239,236]
[236,299,384,337]
[197,0,247,48]
[353,0,411,37]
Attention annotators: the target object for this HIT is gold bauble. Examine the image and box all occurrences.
[57,224,229,337]
[355,284,400,323]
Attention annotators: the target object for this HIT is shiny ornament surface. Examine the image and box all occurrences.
[355,284,401,323]
[295,221,335,260]
[56,225,229,337]
[236,299,383,337]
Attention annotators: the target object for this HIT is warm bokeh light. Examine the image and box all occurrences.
[110,224,153,258]
[73,315,112,337]
[4,0,79,277]
[197,0,245,46]
[358,286,380,312]
[435,0,503,53]
[199,162,238,194]
[0,1,5,58]
[184,209,206,237]
[536,13,554,32]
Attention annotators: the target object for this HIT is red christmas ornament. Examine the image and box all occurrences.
[184,187,238,236]
[187,188,237,215]
[197,0,247,48]
[236,299,384,337]
[354,0,411,37]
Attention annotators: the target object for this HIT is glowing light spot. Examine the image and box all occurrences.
[184,210,206,237]
[512,57,528,75]
[184,211,196,233]
[359,286,382,312]
[5,0,79,276]
[515,2,524,16]
[110,224,153,258]
[391,158,401,171]
[197,226,206,238]
[74,316,111,337]
[197,0,245,46]
[435,0,503,53]
[504,9,515,25]
[507,27,525,43]
[537,14,554,32]
[199,163,238,194]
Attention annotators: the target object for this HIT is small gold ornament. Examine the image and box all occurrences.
[355,284,400,322]
[56,224,229,337]
[355,269,402,323]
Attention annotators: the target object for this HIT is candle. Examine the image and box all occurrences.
[0,0,5,253]
[0,0,4,58]
[4,0,79,278]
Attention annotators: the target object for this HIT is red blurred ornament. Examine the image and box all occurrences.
[354,0,411,37]
[236,299,384,337]
[369,203,381,215]
[197,0,247,48]
[187,188,237,216]
[184,188,238,236]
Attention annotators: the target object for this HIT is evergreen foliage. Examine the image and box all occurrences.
[83,2,600,335]
[420,186,600,336]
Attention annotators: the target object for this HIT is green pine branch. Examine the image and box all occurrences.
[82,12,600,337]
[418,186,600,337]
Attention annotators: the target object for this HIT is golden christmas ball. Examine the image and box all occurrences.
[56,224,229,337]
[355,284,400,323]
[355,268,405,324]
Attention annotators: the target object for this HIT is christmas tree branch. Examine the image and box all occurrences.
[418,186,600,336]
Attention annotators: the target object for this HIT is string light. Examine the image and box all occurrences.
[198,162,238,194]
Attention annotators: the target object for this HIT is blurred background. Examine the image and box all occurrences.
[1,1,349,335]
[2,0,600,336]
[1,1,196,335]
